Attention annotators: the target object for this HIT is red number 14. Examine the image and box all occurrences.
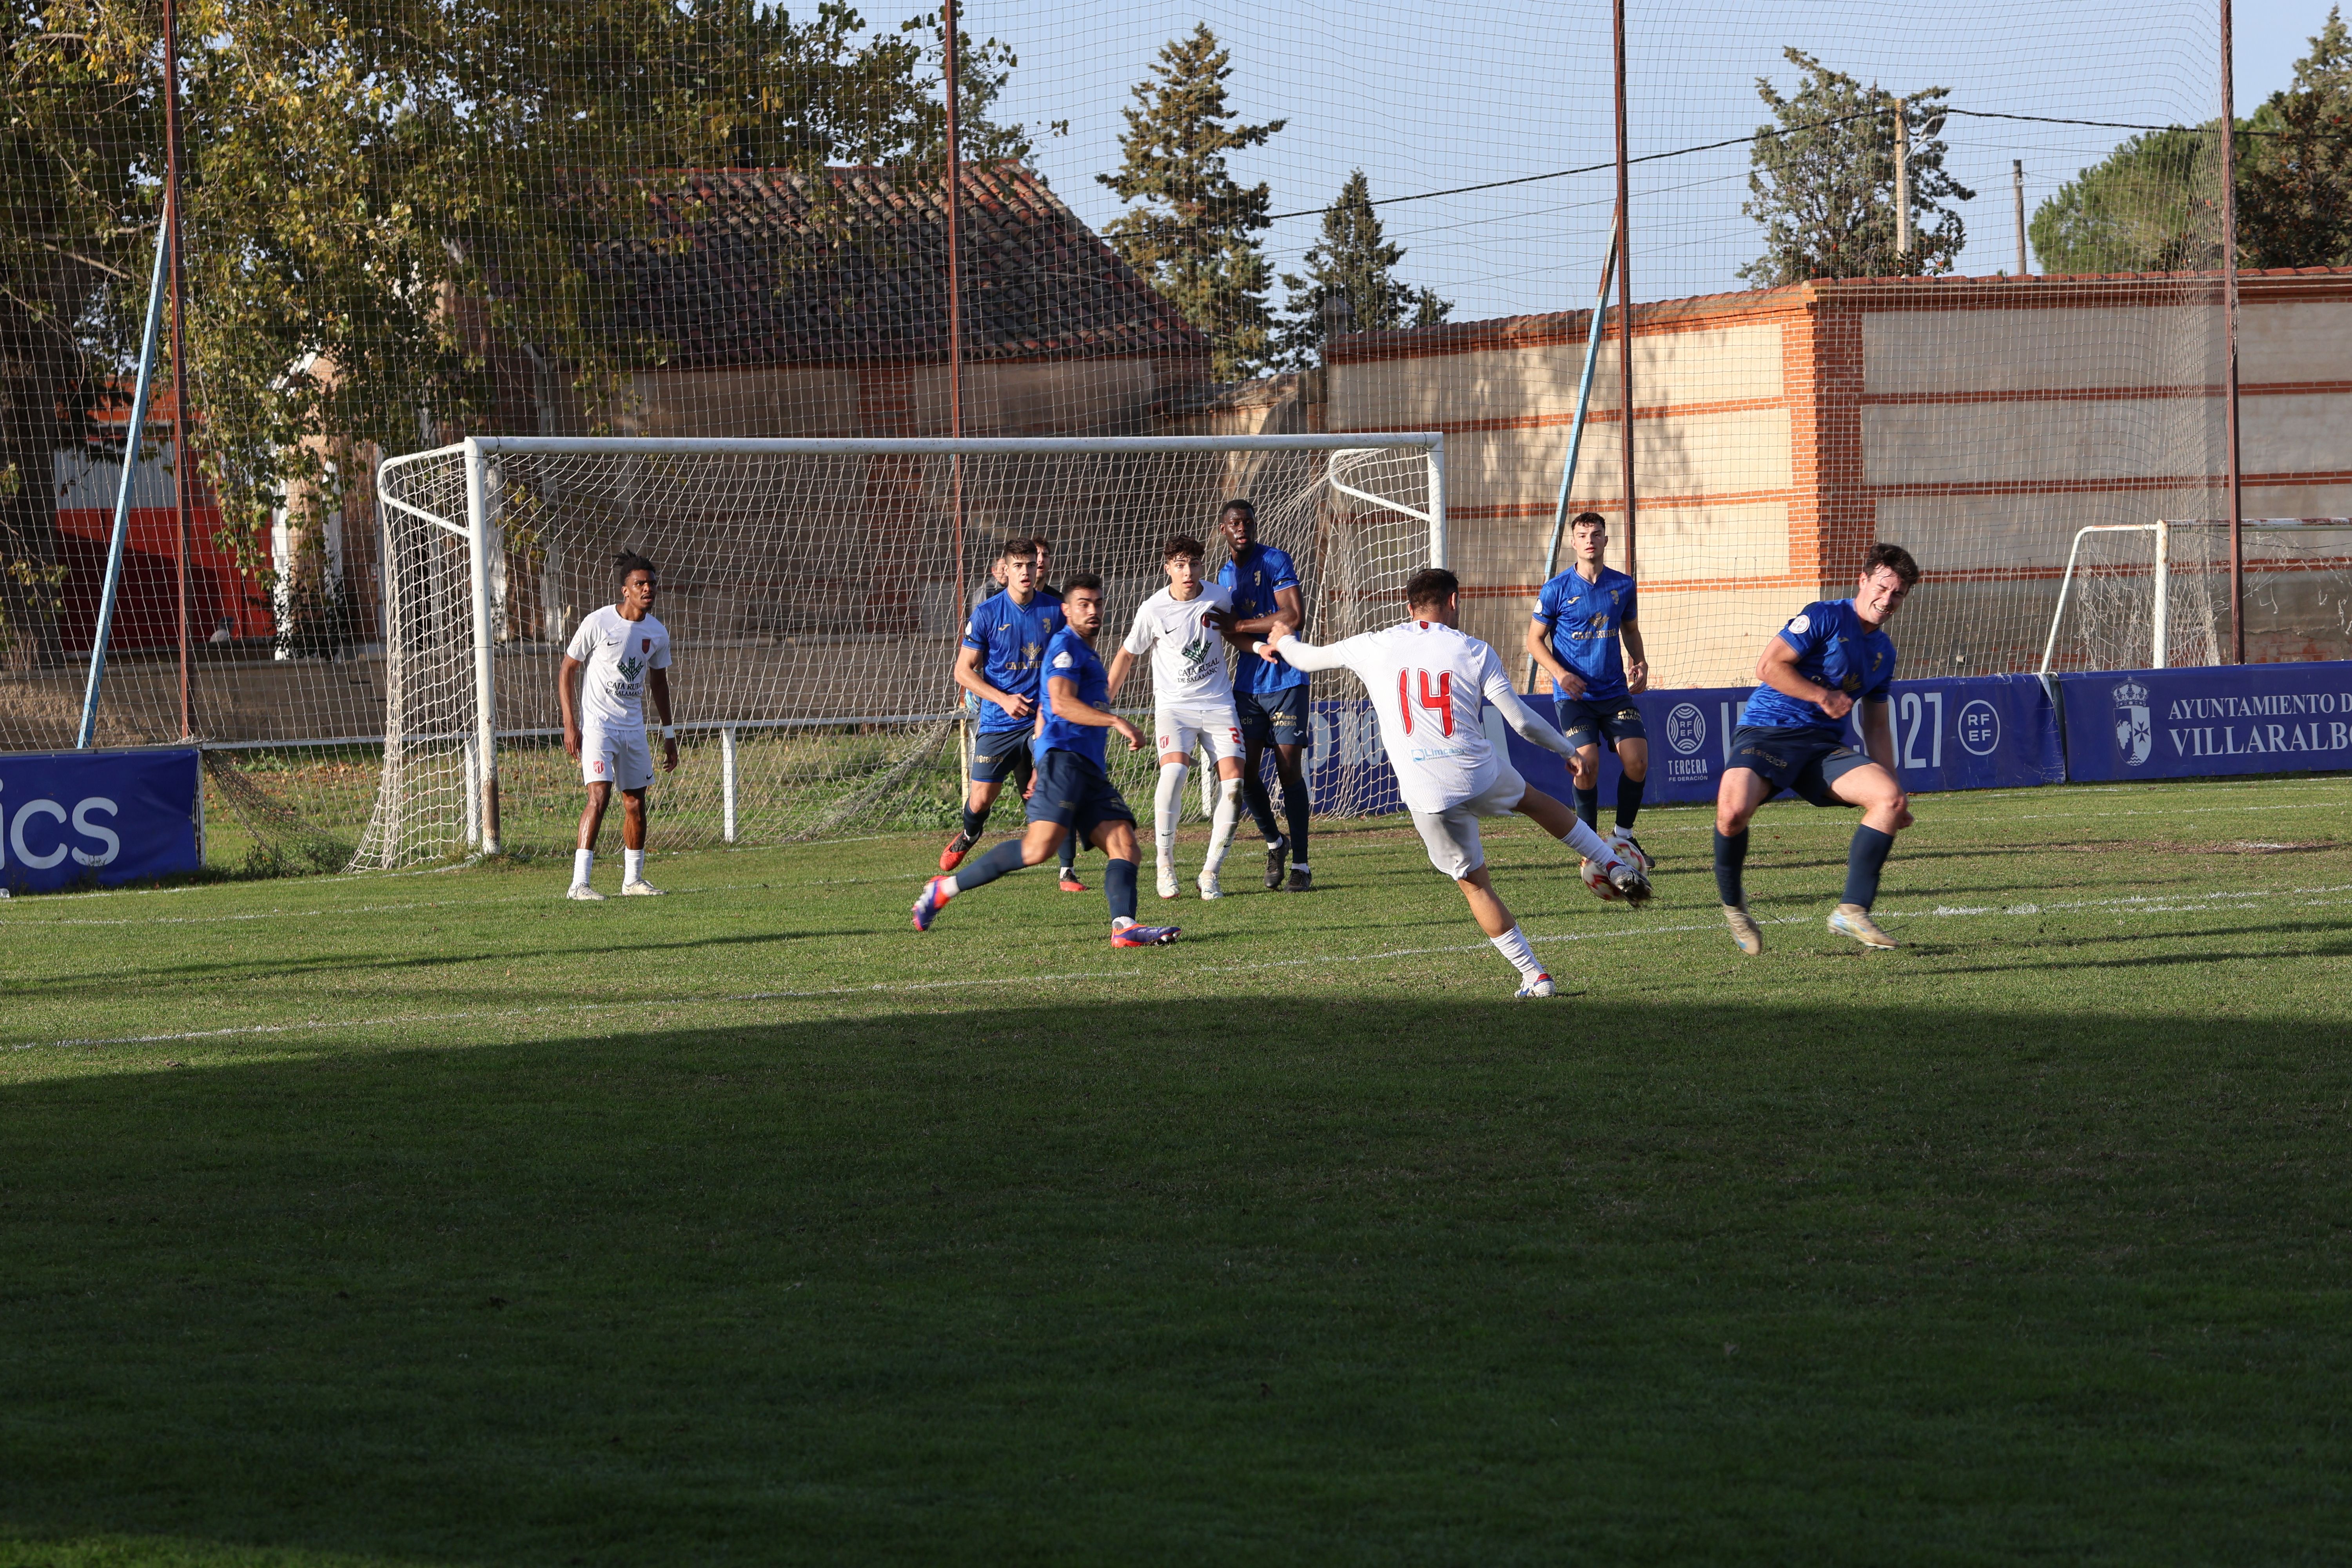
[1399,669,1452,736]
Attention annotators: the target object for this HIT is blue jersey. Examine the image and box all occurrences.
[1532,566,1638,702]
[1218,542,1306,695]
[1038,626,1112,767]
[961,590,1064,733]
[1741,599,1897,736]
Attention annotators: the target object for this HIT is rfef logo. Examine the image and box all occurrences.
[1664,702,1706,757]
[2112,679,2153,766]
[1958,699,2000,757]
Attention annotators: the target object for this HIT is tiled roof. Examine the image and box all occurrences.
[588,162,1209,368]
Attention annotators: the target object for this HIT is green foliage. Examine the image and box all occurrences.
[1274,168,1451,368]
[2,1,1018,656]
[1739,48,1971,287]
[2239,6,2352,269]
[1096,24,1284,381]
[2027,127,2223,275]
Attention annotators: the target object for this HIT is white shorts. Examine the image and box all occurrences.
[1156,700,1244,763]
[581,727,655,791]
[1411,763,1529,880]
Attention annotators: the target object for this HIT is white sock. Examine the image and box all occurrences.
[1152,761,1188,864]
[624,848,644,884]
[572,848,593,887]
[1292,860,1310,873]
[1559,817,1615,864]
[1203,778,1241,871]
[1490,924,1544,979]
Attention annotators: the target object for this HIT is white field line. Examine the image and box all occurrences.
[14,884,2350,1054]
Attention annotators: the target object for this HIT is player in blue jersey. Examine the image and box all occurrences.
[940,537,1081,890]
[1215,499,1315,891]
[914,574,1181,948]
[1524,511,1652,877]
[1713,543,1921,955]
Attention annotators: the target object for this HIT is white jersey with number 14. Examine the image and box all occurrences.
[1317,619,1519,813]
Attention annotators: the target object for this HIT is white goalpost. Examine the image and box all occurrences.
[360,433,1447,869]
[2040,518,2352,675]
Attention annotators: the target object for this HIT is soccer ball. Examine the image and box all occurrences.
[1608,830,1652,874]
[1579,857,1622,902]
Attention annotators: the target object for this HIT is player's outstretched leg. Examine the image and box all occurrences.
[1826,762,1907,949]
[1713,766,1771,955]
[1152,757,1189,899]
[1510,785,1648,905]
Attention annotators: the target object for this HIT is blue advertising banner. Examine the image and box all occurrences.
[1501,673,2064,808]
[1302,675,2063,816]
[2057,660,2352,783]
[0,748,202,893]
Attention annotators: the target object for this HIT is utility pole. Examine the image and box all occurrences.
[942,0,965,615]
[2013,160,2028,276]
[2220,0,2245,662]
[163,0,194,738]
[1612,0,1635,578]
[1893,98,1912,262]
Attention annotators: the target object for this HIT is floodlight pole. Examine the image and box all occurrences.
[163,0,195,738]
[1612,0,1635,578]
[2220,0,2245,663]
[942,0,967,617]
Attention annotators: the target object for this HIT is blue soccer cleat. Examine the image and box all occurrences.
[911,875,953,932]
[1111,922,1181,947]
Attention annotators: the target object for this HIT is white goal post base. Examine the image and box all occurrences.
[365,433,1446,869]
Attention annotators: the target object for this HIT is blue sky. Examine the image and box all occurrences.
[958,0,2343,321]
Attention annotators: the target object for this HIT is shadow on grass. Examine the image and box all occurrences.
[3,996,2349,1566]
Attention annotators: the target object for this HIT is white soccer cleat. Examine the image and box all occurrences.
[1608,828,1652,874]
[1579,857,1623,903]
[1157,859,1181,900]
[1828,903,1898,949]
[621,880,664,897]
[1722,903,1764,956]
[565,882,605,901]
[1197,870,1223,900]
[1514,972,1555,1000]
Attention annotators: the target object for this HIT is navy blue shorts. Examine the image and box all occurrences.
[1026,748,1136,843]
[1726,724,1878,808]
[1236,684,1311,747]
[969,725,1037,787]
[1553,694,1647,752]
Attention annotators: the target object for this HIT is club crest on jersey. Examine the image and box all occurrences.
[2111,679,2153,766]
[641,637,652,653]
[1181,633,1209,667]
[618,656,645,681]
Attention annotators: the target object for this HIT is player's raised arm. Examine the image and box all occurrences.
[1481,666,1582,762]
[1259,623,1347,672]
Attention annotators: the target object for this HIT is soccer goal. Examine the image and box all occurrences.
[357,434,1446,869]
[2039,518,2352,675]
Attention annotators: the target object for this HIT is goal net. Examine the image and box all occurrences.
[2040,519,2352,674]
[357,436,1441,870]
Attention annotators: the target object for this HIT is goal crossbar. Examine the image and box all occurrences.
[378,432,1449,858]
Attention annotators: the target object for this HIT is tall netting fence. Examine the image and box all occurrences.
[5,1,2335,876]
[361,440,1432,869]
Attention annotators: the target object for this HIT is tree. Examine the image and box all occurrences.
[1739,49,1971,287]
[2,0,1011,664]
[2239,6,2352,269]
[1274,169,1451,368]
[1096,24,1284,381]
[2027,128,2222,274]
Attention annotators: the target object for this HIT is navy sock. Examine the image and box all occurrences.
[960,804,988,839]
[1279,773,1311,864]
[1059,834,1078,872]
[1713,828,1749,907]
[955,837,1029,892]
[1573,786,1599,831]
[1104,857,1138,922]
[1615,775,1644,831]
[1241,768,1281,843]
[1844,824,1896,910]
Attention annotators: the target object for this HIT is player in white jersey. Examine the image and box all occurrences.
[558,550,676,900]
[1105,534,1252,899]
[1259,566,1652,998]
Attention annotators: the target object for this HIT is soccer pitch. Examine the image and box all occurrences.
[4,777,2348,1563]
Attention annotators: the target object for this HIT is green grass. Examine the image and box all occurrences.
[4,776,2349,1564]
